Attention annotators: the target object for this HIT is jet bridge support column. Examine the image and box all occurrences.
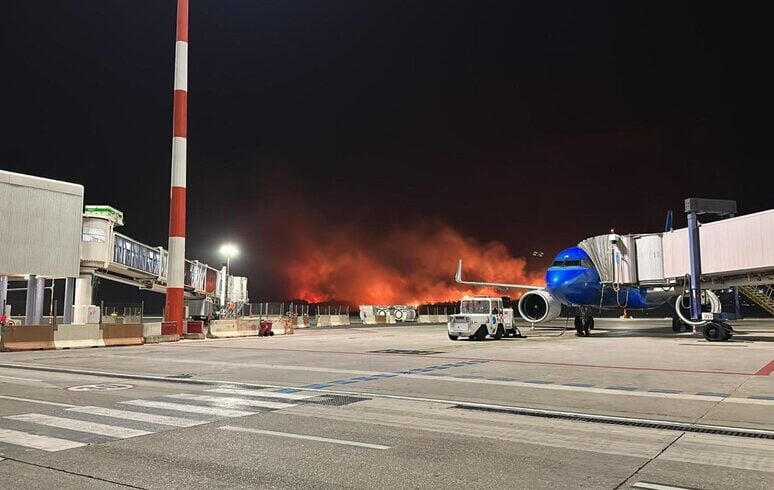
[684,198,738,341]
[687,211,702,322]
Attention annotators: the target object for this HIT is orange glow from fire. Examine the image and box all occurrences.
[280,224,544,305]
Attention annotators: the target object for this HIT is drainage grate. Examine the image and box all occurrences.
[453,405,774,440]
[300,395,370,407]
[369,349,443,355]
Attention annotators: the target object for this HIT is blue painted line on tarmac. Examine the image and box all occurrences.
[648,388,682,394]
[304,383,333,389]
[748,395,774,400]
[605,386,638,391]
[563,383,594,387]
[696,392,729,397]
[282,359,494,394]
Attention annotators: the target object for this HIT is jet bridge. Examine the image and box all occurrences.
[580,208,774,289]
[578,202,774,340]
[74,206,247,323]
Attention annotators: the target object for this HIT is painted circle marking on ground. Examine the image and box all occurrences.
[67,383,134,392]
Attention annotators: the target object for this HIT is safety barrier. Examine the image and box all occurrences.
[236,318,262,335]
[184,320,206,340]
[0,324,55,351]
[315,314,350,327]
[148,322,180,343]
[208,318,282,337]
[1,323,143,351]
[317,315,332,327]
[208,319,240,338]
[418,314,450,324]
[53,324,105,349]
[102,324,144,347]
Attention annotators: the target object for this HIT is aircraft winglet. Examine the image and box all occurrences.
[454,259,542,291]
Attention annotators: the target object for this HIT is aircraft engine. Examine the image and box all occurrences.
[517,289,562,324]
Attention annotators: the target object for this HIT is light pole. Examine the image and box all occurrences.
[219,243,238,316]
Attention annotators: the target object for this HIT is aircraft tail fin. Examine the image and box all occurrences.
[665,209,674,232]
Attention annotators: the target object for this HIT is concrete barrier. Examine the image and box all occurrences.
[53,324,105,349]
[295,315,311,328]
[144,322,179,344]
[316,315,332,327]
[144,322,161,337]
[184,320,206,340]
[208,319,240,338]
[236,318,262,335]
[0,324,55,351]
[330,314,350,326]
[102,324,144,347]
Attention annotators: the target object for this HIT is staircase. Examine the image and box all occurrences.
[739,285,774,316]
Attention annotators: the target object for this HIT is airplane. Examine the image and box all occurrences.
[455,246,680,337]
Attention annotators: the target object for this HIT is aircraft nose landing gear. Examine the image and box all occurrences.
[574,311,593,337]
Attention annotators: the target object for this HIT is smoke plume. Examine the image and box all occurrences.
[270,220,543,306]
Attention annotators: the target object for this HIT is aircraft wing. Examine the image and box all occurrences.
[455,259,542,290]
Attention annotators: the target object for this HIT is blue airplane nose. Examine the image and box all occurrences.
[547,268,585,288]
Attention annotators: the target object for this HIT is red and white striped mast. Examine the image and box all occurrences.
[165,0,188,335]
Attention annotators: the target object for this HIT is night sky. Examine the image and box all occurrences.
[3,2,773,303]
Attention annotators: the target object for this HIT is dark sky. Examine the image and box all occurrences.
[3,1,773,300]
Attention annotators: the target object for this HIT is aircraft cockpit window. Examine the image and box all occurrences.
[551,258,592,268]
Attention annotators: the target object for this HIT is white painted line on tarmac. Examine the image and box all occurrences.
[6,413,152,439]
[12,357,768,406]
[395,374,774,404]
[0,428,86,452]
[219,425,391,450]
[120,399,255,418]
[632,482,699,490]
[3,363,771,436]
[0,395,77,408]
[206,387,320,400]
[0,374,41,382]
[165,393,296,410]
[66,406,206,428]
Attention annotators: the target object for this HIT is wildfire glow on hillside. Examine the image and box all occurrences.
[274,223,544,306]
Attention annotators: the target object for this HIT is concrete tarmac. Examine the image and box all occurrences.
[0,318,772,489]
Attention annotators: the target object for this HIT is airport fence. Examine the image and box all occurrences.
[101,301,144,324]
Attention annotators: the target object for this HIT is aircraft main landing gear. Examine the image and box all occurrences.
[574,314,593,337]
